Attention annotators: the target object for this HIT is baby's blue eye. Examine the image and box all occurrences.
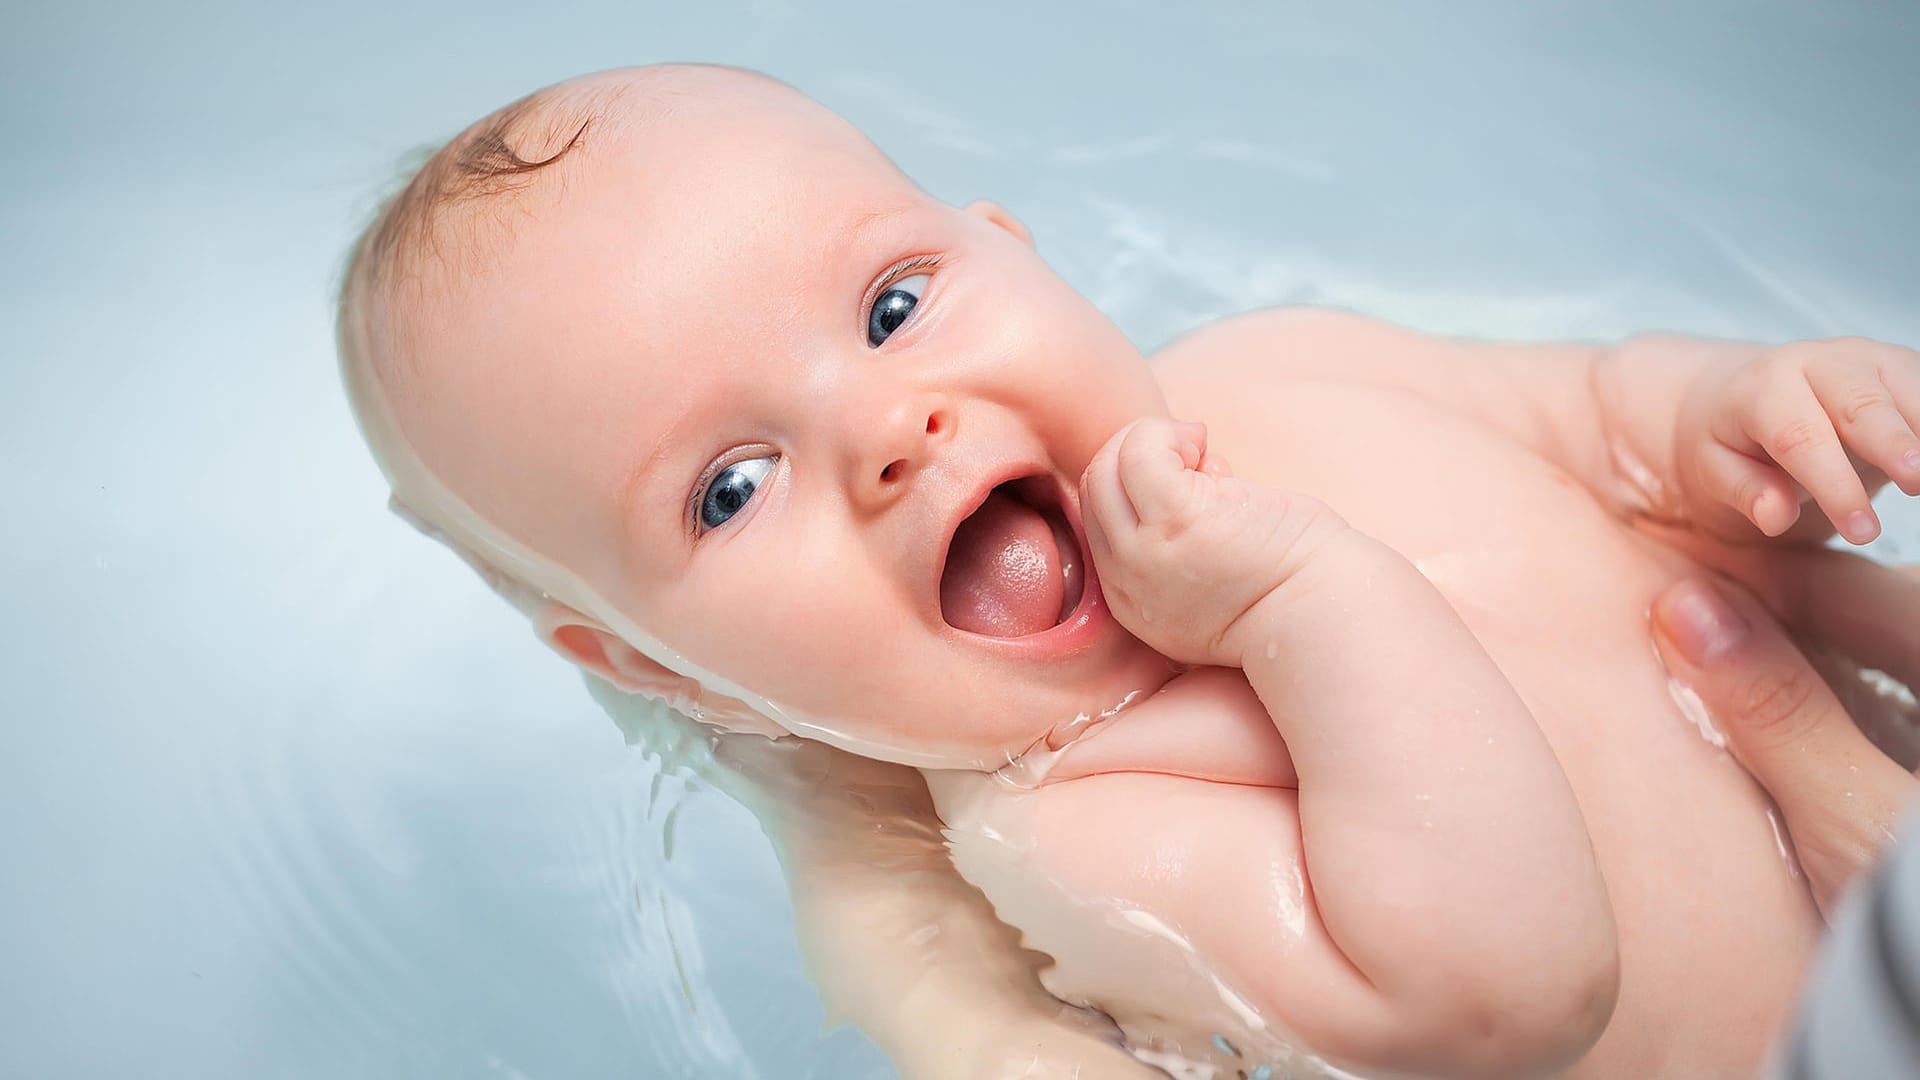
[698,456,776,531]
[867,273,930,347]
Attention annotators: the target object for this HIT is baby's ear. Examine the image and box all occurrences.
[533,603,786,737]
[964,199,1033,247]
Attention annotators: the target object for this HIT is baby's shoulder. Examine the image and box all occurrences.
[1150,305,1460,404]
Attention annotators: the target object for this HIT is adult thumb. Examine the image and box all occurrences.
[1651,577,1917,921]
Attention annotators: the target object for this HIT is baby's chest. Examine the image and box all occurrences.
[1204,380,1594,554]
[1148,377,1734,804]
[1189,379,1683,650]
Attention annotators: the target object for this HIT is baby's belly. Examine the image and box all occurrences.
[1457,591,1824,1077]
[943,383,1824,1077]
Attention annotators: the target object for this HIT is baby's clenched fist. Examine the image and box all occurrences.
[1078,417,1350,667]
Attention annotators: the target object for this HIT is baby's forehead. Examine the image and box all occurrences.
[388,67,903,283]
[490,85,923,302]
[394,72,921,356]
[595,93,917,222]
[505,102,930,334]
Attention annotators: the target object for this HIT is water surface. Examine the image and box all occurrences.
[2,2,1915,1076]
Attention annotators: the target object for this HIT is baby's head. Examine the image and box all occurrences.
[339,65,1176,769]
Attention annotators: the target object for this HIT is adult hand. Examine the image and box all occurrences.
[1651,560,1920,920]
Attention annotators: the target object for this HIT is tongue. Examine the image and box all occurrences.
[941,490,1064,637]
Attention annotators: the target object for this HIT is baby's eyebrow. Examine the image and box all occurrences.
[844,201,923,257]
[618,415,691,539]
[850,204,909,232]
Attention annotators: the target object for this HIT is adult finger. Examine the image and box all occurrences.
[1777,558,1920,698]
[1652,577,1918,920]
[1713,546,1920,695]
[1635,526,1920,696]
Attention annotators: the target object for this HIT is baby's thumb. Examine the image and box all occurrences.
[1652,577,1917,920]
[1173,420,1207,470]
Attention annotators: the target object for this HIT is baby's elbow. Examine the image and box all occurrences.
[1444,951,1619,1079]
[1309,920,1619,1080]
[1397,934,1621,1080]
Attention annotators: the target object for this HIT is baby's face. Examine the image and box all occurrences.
[391,80,1177,767]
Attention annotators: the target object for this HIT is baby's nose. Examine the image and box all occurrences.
[853,393,955,507]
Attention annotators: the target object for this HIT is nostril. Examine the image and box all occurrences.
[925,413,943,435]
[880,460,906,483]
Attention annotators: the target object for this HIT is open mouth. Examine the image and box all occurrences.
[939,475,1087,638]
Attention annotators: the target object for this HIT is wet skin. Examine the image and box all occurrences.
[360,68,1919,1080]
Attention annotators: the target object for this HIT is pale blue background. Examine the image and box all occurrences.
[2,2,1915,1077]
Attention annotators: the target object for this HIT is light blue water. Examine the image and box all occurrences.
[2,2,1916,1077]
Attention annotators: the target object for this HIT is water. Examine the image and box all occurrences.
[3,1,1917,1077]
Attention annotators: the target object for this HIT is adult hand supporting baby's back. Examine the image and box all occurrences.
[1651,561,1920,920]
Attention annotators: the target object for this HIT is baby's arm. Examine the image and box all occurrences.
[712,733,1153,1080]
[1155,308,1920,545]
[1079,420,1618,1078]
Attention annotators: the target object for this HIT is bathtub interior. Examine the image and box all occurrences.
[1,1,1916,1077]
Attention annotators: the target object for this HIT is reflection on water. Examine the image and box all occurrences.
[2,1,1916,1077]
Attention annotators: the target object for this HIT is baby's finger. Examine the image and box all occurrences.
[1695,438,1801,537]
[1079,428,1139,540]
[1882,357,1920,491]
[1115,418,1205,528]
[1736,379,1879,543]
[1807,361,1920,497]
[1172,420,1207,471]
[1079,483,1118,588]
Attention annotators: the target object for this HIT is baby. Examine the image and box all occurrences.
[337,65,1920,1079]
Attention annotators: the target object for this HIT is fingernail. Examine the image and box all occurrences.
[1845,510,1880,544]
[1656,580,1749,664]
[1751,490,1791,536]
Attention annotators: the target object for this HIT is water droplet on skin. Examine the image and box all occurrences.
[1665,677,1728,749]
[1765,808,1803,879]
